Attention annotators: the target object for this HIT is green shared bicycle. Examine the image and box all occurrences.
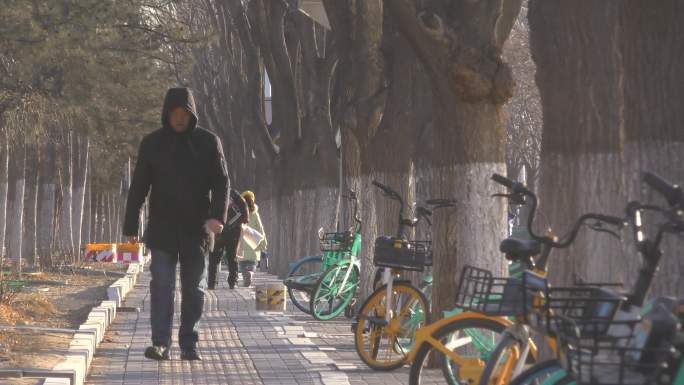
[284,191,363,321]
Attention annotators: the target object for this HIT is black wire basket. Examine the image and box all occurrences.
[454,265,545,316]
[538,286,624,336]
[373,236,432,272]
[320,232,353,252]
[455,265,624,324]
[555,317,674,385]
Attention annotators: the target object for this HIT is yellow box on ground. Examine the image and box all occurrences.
[255,283,287,312]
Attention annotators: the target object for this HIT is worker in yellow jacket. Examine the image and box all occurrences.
[236,191,267,287]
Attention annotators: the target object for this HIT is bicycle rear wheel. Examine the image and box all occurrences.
[284,256,322,314]
[409,317,507,385]
[354,282,430,371]
[310,264,360,321]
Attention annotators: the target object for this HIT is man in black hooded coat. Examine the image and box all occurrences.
[123,87,230,361]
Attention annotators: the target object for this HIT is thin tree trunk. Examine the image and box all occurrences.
[23,144,39,268]
[72,135,89,260]
[0,129,8,268]
[37,139,57,268]
[60,129,74,259]
[107,193,114,242]
[82,181,91,247]
[7,136,26,273]
[97,192,105,242]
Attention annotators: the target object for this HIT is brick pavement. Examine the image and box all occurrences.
[84,266,419,385]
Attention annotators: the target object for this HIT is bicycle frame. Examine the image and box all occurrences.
[330,232,363,297]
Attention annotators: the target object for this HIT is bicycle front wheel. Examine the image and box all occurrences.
[355,282,430,371]
[409,317,507,385]
[478,333,524,385]
[310,264,360,321]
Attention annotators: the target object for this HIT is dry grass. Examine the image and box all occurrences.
[0,266,120,372]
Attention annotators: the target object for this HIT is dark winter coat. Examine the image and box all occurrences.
[123,87,230,254]
[215,189,249,250]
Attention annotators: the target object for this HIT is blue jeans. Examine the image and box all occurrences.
[149,246,207,349]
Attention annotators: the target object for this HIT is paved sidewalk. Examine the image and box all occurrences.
[84,266,414,385]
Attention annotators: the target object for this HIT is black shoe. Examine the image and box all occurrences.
[144,345,170,360]
[180,347,202,361]
[228,282,236,289]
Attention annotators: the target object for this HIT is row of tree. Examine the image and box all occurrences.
[0,1,190,272]
[2,1,681,315]
[167,0,533,319]
[170,0,684,319]
[0,97,136,271]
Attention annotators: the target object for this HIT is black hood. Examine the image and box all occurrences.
[161,87,198,131]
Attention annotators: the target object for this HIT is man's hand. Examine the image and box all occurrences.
[128,235,139,244]
[206,219,224,234]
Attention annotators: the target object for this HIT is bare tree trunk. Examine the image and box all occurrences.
[620,1,684,297]
[0,130,9,266]
[96,192,105,242]
[387,0,521,320]
[71,135,89,260]
[51,184,62,257]
[324,0,388,294]
[82,181,91,247]
[92,190,100,243]
[23,144,39,268]
[7,135,26,273]
[107,193,114,242]
[37,139,57,268]
[529,1,627,285]
[59,129,74,259]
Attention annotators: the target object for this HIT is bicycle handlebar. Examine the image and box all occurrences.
[372,180,407,237]
[491,173,516,190]
[554,213,624,248]
[491,173,529,194]
[590,214,625,227]
[643,171,683,208]
[490,173,623,249]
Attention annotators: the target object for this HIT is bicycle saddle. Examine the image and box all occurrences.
[499,238,541,259]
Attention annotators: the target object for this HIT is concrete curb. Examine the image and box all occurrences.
[46,255,149,385]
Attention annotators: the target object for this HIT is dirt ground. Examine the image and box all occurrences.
[0,263,127,385]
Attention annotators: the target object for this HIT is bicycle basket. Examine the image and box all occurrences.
[539,286,624,336]
[454,265,545,317]
[320,232,353,252]
[556,317,673,385]
[373,236,432,272]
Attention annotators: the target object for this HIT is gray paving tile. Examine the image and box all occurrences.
[85,266,428,385]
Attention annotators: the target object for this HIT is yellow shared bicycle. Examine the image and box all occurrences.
[408,174,624,385]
